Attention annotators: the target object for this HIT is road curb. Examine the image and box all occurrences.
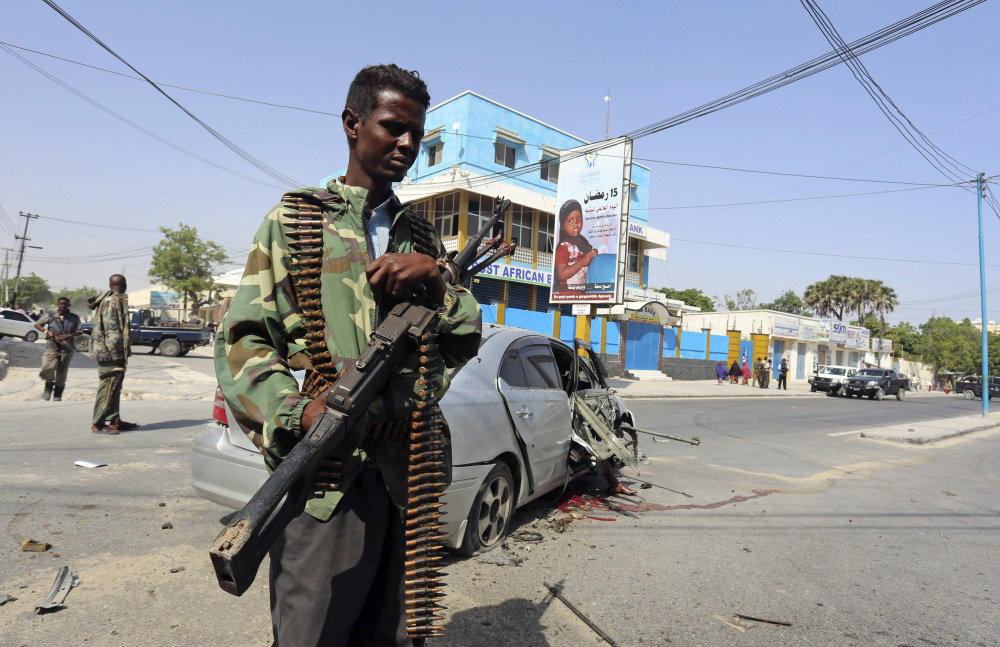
[859,419,1000,444]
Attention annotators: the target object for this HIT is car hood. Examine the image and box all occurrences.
[849,376,881,382]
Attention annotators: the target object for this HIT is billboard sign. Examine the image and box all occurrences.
[549,137,632,304]
[772,316,800,339]
[149,291,180,309]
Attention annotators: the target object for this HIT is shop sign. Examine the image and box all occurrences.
[477,262,551,286]
[825,319,848,344]
[800,322,818,341]
[773,316,799,338]
[817,320,831,342]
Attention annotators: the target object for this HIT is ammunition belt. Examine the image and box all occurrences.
[282,193,449,638]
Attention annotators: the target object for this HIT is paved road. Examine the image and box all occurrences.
[2,389,997,646]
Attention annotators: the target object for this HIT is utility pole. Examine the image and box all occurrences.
[1,247,13,304]
[12,212,40,307]
[975,172,989,417]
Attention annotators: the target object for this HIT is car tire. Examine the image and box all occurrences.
[159,338,182,357]
[874,387,884,401]
[896,388,906,401]
[74,334,90,352]
[810,385,816,392]
[457,462,514,557]
[23,330,38,343]
[963,389,975,400]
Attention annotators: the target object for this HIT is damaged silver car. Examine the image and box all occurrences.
[192,324,638,555]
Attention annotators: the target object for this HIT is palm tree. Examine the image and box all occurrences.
[871,282,899,366]
[805,275,848,320]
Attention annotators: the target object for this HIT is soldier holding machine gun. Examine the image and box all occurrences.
[215,64,485,646]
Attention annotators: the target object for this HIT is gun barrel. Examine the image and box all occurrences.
[620,424,700,446]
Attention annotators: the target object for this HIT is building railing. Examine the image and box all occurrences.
[442,236,459,253]
[512,247,533,265]
[626,271,640,286]
[537,252,553,269]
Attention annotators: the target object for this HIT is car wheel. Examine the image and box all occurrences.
[810,385,816,392]
[74,334,90,352]
[963,389,975,400]
[23,330,38,343]
[158,338,182,357]
[874,387,884,401]
[457,462,514,557]
[896,388,906,401]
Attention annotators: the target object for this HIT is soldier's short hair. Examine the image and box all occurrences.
[345,64,430,122]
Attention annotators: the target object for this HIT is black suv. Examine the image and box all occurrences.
[954,375,1000,400]
[845,368,909,400]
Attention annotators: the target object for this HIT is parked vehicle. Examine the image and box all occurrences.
[76,308,211,357]
[0,308,39,342]
[191,325,638,556]
[954,375,1000,400]
[808,365,857,396]
[845,368,910,400]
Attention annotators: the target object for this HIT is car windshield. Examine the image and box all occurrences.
[819,367,845,376]
[857,369,884,377]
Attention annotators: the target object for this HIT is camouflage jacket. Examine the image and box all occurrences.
[215,180,482,520]
[87,290,131,363]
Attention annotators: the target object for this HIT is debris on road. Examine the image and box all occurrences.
[736,613,792,626]
[21,538,51,552]
[161,522,173,530]
[34,566,76,613]
[74,460,107,469]
[544,581,618,646]
[713,615,750,633]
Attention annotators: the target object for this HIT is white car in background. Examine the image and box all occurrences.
[0,309,39,342]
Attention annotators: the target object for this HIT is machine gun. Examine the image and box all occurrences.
[209,198,513,596]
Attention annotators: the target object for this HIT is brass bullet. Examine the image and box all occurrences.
[406,493,441,506]
[405,513,443,528]
[406,471,445,484]
[407,503,444,516]
[404,555,443,567]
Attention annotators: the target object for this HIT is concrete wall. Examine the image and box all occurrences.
[659,357,717,381]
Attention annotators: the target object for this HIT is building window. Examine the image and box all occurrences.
[538,212,554,253]
[627,237,641,273]
[426,142,442,166]
[494,141,517,169]
[467,194,495,236]
[412,199,430,222]
[540,156,559,183]
[509,205,533,250]
[433,192,459,238]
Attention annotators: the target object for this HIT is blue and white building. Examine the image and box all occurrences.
[394,91,683,372]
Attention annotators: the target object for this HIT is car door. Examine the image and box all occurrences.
[497,338,574,495]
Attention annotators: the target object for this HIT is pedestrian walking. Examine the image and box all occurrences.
[34,297,82,401]
[715,362,727,384]
[762,358,772,388]
[728,360,740,384]
[741,358,751,385]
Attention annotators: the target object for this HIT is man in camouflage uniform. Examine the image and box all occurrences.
[88,274,139,434]
[34,296,82,401]
[216,64,481,646]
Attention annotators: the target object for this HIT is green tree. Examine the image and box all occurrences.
[55,285,101,315]
[4,273,52,309]
[149,224,228,316]
[656,287,714,312]
[918,316,979,379]
[892,321,921,357]
[715,288,757,312]
[759,289,811,316]
[804,275,848,319]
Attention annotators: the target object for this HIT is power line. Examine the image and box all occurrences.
[671,236,1000,267]
[632,158,952,186]
[640,181,962,210]
[0,41,341,117]
[1,44,286,190]
[40,0,303,189]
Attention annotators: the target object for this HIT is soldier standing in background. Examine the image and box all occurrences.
[34,297,81,401]
[88,274,139,434]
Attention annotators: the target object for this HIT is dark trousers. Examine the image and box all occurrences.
[269,467,413,647]
[93,362,125,426]
[778,374,787,390]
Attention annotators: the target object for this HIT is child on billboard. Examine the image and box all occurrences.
[554,199,597,293]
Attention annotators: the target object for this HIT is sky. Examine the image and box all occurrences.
[2,0,998,326]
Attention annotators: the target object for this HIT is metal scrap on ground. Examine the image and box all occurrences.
[34,566,76,614]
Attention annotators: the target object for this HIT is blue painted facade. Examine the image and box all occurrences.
[405,92,653,289]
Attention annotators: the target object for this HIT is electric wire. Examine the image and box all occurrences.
[632,158,949,186]
[801,0,977,191]
[1,44,286,190]
[40,0,303,189]
[671,237,1000,268]
[0,41,341,117]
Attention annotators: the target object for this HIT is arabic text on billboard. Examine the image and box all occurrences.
[549,138,632,305]
[149,291,180,308]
